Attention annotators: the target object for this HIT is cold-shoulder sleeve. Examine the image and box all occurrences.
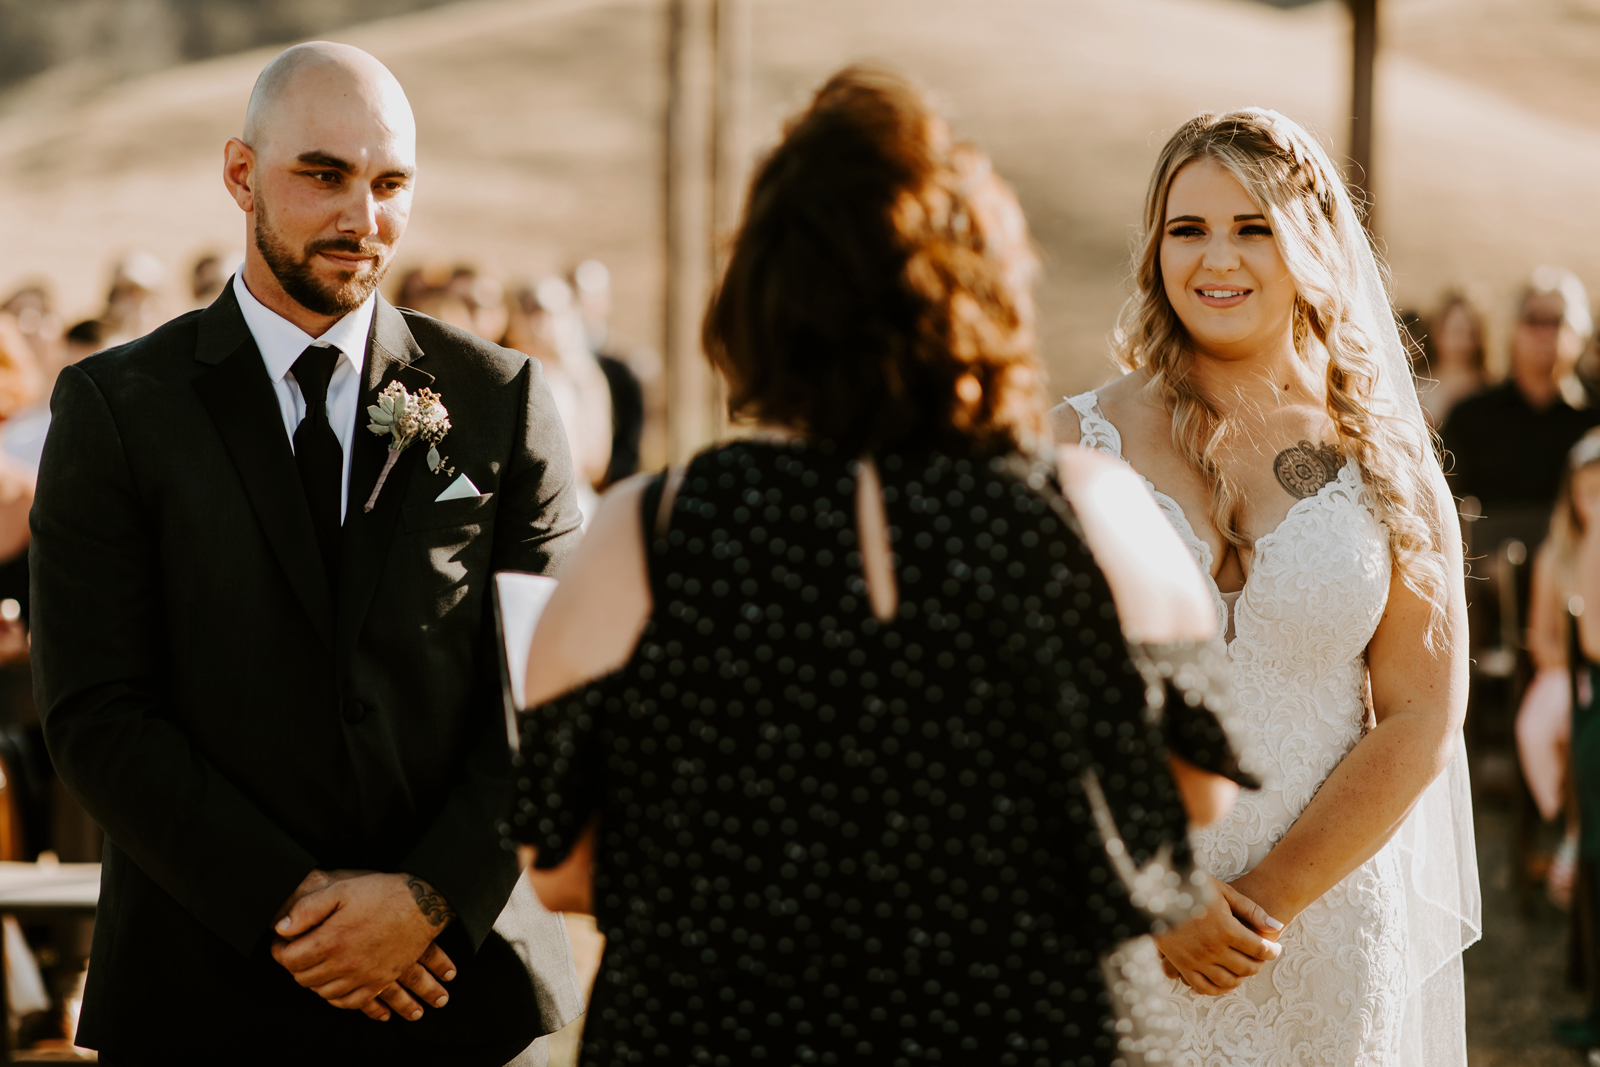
[1026,470,1252,943]
[505,679,614,867]
[1022,512,1200,944]
[504,470,671,866]
[1131,639,1260,789]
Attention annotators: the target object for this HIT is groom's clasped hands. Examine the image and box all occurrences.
[1156,874,1286,996]
[270,869,460,1024]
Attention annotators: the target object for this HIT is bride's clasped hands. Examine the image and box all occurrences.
[1156,874,1284,996]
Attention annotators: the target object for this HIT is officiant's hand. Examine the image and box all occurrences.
[271,871,457,1020]
[1154,874,1283,995]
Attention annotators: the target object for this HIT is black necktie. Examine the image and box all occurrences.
[290,345,343,590]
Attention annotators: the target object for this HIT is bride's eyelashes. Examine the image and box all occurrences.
[1163,223,1274,239]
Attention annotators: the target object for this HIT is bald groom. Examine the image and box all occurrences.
[31,44,584,1065]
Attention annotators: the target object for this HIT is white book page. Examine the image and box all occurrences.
[495,572,560,714]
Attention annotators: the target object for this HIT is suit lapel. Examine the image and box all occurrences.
[192,285,336,648]
[336,297,434,664]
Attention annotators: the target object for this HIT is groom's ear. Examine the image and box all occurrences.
[223,137,257,214]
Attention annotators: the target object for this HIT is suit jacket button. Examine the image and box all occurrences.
[343,700,367,725]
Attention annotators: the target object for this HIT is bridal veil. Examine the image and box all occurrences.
[1345,144,1482,1062]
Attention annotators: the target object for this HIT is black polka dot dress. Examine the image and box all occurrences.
[509,440,1228,1067]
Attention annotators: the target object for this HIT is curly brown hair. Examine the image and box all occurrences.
[703,66,1043,457]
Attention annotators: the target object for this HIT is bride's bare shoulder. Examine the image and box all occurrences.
[1093,371,1152,417]
[1045,370,1149,445]
[1045,401,1083,445]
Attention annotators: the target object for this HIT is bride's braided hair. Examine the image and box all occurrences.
[1114,108,1450,641]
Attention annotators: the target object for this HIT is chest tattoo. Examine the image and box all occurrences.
[1273,440,1343,499]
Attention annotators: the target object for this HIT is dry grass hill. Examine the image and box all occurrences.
[1,0,1598,400]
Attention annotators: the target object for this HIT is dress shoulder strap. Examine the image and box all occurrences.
[1062,391,1124,459]
[637,462,687,602]
[638,470,664,541]
[646,463,687,542]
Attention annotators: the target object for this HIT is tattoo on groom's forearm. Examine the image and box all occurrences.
[407,875,457,927]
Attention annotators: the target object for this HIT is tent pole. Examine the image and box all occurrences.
[662,0,718,461]
[1348,0,1378,230]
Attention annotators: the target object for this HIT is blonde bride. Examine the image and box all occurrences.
[1053,109,1480,1065]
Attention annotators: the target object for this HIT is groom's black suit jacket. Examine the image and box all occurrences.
[29,285,585,1063]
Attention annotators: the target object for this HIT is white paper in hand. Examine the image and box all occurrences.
[435,472,480,501]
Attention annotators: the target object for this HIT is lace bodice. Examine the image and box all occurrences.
[1065,391,1389,856]
[1065,391,1416,1066]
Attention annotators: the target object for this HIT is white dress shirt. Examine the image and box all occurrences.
[232,272,376,522]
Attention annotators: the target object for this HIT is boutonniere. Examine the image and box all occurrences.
[362,381,456,513]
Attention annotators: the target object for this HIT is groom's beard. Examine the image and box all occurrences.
[254,195,393,318]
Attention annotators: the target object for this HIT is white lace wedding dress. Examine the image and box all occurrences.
[1066,391,1478,1067]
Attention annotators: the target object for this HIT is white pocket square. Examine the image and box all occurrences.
[435,473,480,502]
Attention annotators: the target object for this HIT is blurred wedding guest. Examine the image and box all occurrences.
[0,315,39,683]
[572,259,643,486]
[1,319,102,475]
[1442,267,1599,516]
[504,276,612,510]
[99,252,167,346]
[507,67,1255,1067]
[1516,431,1600,914]
[447,266,510,343]
[0,317,40,423]
[189,252,239,308]
[395,265,438,311]
[0,316,40,565]
[0,316,41,651]
[2,285,61,371]
[572,258,613,353]
[407,286,476,333]
[1579,324,1600,410]
[391,265,501,340]
[1415,294,1486,429]
[0,311,68,629]
[1547,430,1600,1047]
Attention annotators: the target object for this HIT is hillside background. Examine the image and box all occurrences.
[2,0,1599,399]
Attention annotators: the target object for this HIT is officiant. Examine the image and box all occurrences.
[29,43,584,1065]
